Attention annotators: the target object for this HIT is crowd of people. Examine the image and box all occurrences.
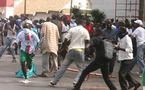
[0,14,145,90]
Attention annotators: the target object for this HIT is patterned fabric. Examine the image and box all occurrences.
[17,28,39,48]
[41,22,60,56]
[25,34,30,54]
[15,30,39,54]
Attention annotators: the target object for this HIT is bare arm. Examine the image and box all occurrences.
[85,40,91,58]
[131,35,135,40]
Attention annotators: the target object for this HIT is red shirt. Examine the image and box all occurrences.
[85,24,92,38]
[85,24,92,35]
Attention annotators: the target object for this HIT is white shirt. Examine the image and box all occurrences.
[118,35,133,61]
[126,28,132,35]
[15,30,39,54]
[65,26,90,51]
[62,24,69,42]
[111,24,116,30]
[37,23,43,33]
[132,27,145,47]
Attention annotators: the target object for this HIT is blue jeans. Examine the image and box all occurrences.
[52,49,85,84]
[2,35,6,45]
[0,37,16,60]
[129,44,145,73]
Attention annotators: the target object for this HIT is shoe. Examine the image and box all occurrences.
[50,81,55,87]
[12,60,17,63]
[134,83,141,90]
[38,73,48,77]
[73,82,76,87]
[128,85,134,89]
[73,82,82,90]
[22,79,29,84]
[139,73,143,78]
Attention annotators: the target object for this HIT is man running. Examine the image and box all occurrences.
[14,23,39,84]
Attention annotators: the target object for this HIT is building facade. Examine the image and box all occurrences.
[92,0,143,21]
[0,0,92,20]
[62,0,92,16]
[0,0,14,18]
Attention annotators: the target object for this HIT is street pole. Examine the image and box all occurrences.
[70,0,73,19]
[24,0,26,15]
[143,0,145,22]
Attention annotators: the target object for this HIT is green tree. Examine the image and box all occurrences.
[84,13,91,19]
[91,9,106,23]
[71,6,83,18]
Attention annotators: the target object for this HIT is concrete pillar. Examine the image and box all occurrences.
[143,0,145,22]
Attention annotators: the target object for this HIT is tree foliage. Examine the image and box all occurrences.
[91,9,106,23]
[71,6,83,18]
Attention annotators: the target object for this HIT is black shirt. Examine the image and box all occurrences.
[89,36,102,58]
[89,36,109,63]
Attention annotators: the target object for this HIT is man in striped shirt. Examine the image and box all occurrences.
[14,23,40,84]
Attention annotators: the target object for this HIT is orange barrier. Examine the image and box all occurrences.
[65,67,116,81]
[49,66,116,81]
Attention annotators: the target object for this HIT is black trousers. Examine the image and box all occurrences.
[74,58,117,90]
[109,53,116,75]
[119,60,139,90]
[132,41,137,57]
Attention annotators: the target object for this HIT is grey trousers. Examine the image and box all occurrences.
[42,52,58,75]
[52,49,85,85]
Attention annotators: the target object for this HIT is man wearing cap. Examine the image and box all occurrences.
[15,20,39,79]
[14,23,39,84]
[129,19,145,78]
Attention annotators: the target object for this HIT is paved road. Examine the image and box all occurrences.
[0,48,143,90]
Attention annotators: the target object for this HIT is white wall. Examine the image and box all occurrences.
[0,7,14,18]
[92,0,140,20]
[4,7,14,18]
[92,0,115,19]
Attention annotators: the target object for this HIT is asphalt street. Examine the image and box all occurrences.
[0,48,143,90]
